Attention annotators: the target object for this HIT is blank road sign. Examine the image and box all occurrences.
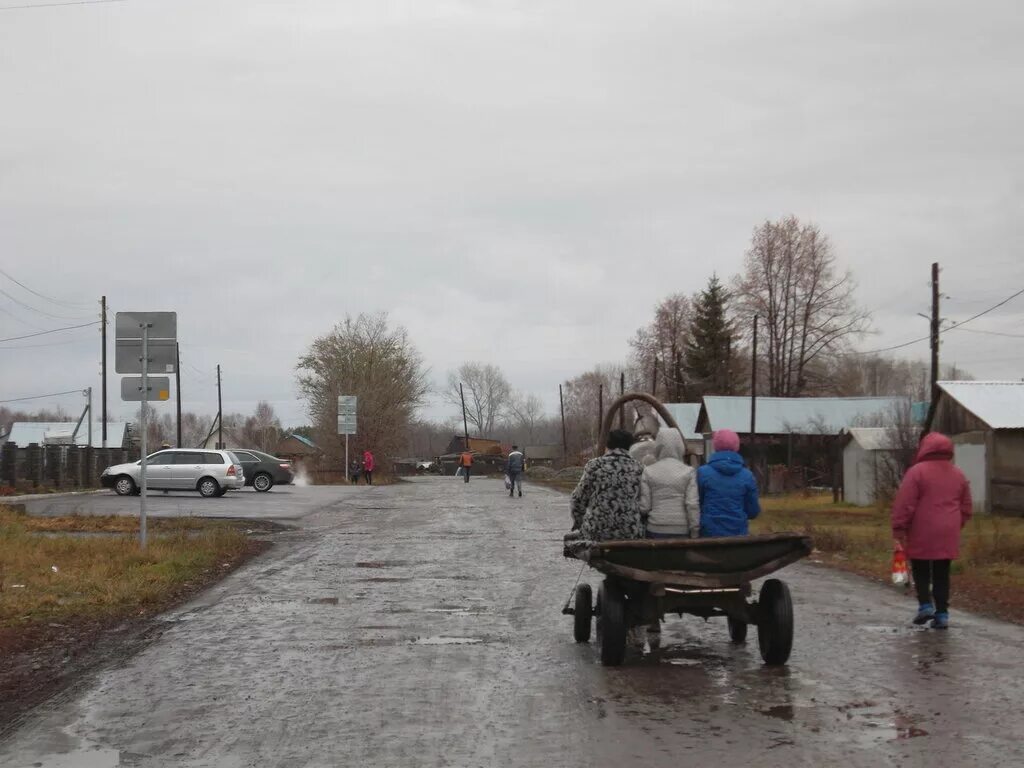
[115,312,177,340]
[115,338,177,374]
[337,395,357,435]
[121,376,171,402]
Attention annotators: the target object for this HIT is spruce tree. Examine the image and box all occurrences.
[684,275,734,397]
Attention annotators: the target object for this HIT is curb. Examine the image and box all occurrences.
[2,489,106,504]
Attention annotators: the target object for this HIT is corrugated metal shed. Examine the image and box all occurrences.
[699,396,908,435]
[5,421,129,448]
[937,381,1024,429]
[658,403,702,440]
[846,428,898,451]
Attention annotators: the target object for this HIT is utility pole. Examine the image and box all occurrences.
[750,314,758,441]
[559,384,568,463]
[651,358,658,398]
[598,383,604,443]
[459,383,469,451]
[175,343,182,448]
[101,296,107,448]
[619,372,625,429]
[86,386,92,448]
[930,262,940,404]
[216,364,223,449]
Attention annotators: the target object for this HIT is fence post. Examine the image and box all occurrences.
[1,443,16,487]
[26,443,44,489]
[46,445,63,489]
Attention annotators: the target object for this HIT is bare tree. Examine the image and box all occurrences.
[562,365,622,458]
[297,313,430,468]
[505,392,547,444]
[629,294,692,400]
[733,217,870,396]
[444,363,511,437]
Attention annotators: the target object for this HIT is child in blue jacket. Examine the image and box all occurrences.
[697,429,760,537]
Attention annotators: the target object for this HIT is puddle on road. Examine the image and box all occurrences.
[412,636,484,646]
[355,560,411,568]
[355,577,414,583]
[761,704,796,721]
[24,747,123,768]
[307,597,339,605]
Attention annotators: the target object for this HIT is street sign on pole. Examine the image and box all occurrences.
[115,312,177,550]
[337,395,358,435]
[338,395,357,484]
[115,339,177,374]
[121,376,171,401]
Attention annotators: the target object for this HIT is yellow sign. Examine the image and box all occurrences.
[158,390,170,401]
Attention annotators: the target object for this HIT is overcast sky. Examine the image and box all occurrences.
[2,0,1023,430]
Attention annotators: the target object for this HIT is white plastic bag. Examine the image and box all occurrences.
[504,474,511,490]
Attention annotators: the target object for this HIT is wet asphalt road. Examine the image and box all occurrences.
[3,478,1024,767]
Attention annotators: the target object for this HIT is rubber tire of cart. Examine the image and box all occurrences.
[598,580,627,666]
[574,583,593,643]
[757,578,794,665]
[727,617,748,643]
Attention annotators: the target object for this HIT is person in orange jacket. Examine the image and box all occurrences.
[459,450,473,483]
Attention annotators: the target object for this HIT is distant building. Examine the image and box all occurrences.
[523,445,562,468]
[657,403,705,461]
[277,433,321,463]
[444,435,503,456]
[3,421,130,449]
[696,396,908,438]
[842,428,900,507]
[927,381,1024,514]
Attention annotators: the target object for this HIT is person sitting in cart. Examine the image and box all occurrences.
[640,428,700,538]
[697,429,760,537]
[570,429,645,541]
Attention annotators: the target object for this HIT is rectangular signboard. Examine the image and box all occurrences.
[115,311,177,340]
[337,395,357,435]
[121,376,171,402]
[115,338,177,374]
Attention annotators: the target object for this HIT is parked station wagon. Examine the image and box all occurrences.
[101,449,244,497]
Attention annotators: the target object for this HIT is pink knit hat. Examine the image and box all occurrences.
[712,429,741,453]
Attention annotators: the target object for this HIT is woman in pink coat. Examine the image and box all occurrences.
[891,432,972,629]
[362,450,376,485]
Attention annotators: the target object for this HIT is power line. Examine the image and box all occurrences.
[0,267,93,308]
[0,288,91,321]
[0,320,99,343]
[951,327,1024,340]
[0,0,126,11]
[853,285,1024,356]
[0,388,85,404]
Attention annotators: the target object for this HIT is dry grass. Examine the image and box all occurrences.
[0,507,253,629]
[755,493,1024,620]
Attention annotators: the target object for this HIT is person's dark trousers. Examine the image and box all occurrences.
[463,466,471,483]
[912,559,952,613]
[364,471,373,485]
[508,471,521,496]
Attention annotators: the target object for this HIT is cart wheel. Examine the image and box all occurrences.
[728,617,748,644]
[597,580,627,667]
[573,583,593,643]
[757,579,794,665]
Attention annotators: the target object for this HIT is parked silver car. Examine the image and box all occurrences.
[101,449,244,498]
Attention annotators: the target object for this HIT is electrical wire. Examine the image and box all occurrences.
[0,289,92,321]
[0,268,94,308]
[0,321,100,343]
[0,0,126,11]
[0,389,85,404]
[949,327,1024,340]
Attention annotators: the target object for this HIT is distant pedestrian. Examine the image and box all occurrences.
[459,450,473,483]
[891,432,973,629]
[697,429,760,537]
[506,445,525,498]
[363,450,375,485]
[349,459,362,484]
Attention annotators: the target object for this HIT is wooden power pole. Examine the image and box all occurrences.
[930,262,940,403]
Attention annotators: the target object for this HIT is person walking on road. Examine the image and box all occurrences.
[697,429,760,537]
[640,429,700,539]
[570,429,644,542]
[506,445,525,498]
[891,431,973,629]
[362,450,375,485]
[459,450,473,483]
[349,459,362,485]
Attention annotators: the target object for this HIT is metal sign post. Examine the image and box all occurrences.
[338,395,358,483]
[116,311,177,550]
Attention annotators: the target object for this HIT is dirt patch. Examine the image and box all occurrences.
[0,525,272,733]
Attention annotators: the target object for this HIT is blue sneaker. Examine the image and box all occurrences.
[913,604,936,625]
[932,612,949,630]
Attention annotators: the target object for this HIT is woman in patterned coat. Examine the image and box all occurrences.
[570,429,645,541]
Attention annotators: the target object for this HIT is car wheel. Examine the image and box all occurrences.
[253,473,273,492]
[198,477,221,498]
[114,476,136,496]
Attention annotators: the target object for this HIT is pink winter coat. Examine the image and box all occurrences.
[891,433,973,560]
[363,452,375,472]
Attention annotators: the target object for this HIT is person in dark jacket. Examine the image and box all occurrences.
[697,429,760,537]
[506,445,525,498]
[891,432,972,629]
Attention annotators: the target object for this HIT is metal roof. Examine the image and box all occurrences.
[658,403,702,440]
[937,381,1024,430]
[846,428,899,451]
[699,396,908,435]
[286,434,319,449]
[5,421,128,449]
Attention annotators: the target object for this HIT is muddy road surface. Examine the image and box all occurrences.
[3,478,1023,767]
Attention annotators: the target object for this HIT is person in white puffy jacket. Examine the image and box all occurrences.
[639,428,700,539]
